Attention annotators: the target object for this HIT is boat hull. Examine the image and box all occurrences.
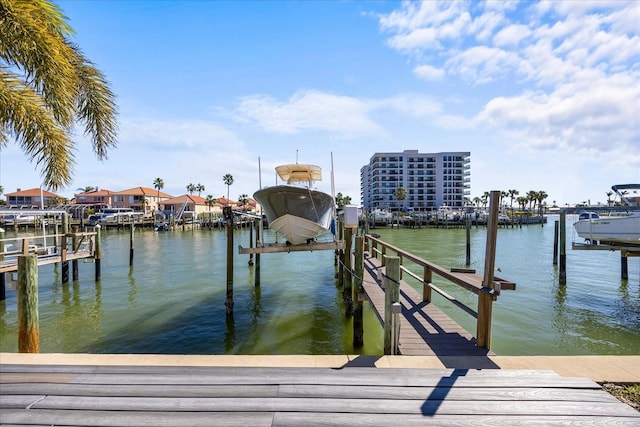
[573,214,640,245]
[254,185,334,245]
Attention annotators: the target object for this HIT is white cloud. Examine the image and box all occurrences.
[234,90,383,138]
[493,24,531,47]
[413,64,445,81]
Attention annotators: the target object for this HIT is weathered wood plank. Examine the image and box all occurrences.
[6,395,637,417]
[0,409,275,427]
[2,383,279,398]
[274,413,640,427]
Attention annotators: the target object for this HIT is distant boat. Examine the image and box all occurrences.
[253,163,335,246]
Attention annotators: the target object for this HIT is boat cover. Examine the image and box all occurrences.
[276,164,322,184]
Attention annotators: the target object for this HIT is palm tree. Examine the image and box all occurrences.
[1,0,118,190]
[196,183,205,197]
[238,194,249,211]
[76,186,96,193]
[223,174,234,200]
[508,189,519,210]
[153,177,164,215]
[606,191,614,207]
[186,183,196,195]
[205,194,217,222]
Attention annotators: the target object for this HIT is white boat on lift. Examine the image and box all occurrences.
[253,163,334,246]
[573,184,640,246]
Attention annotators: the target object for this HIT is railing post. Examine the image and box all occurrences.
[17,254,39,353]
[353,235,364,347]
[476,190,499,350]
[423,266,432,303]
[383,256,400,355]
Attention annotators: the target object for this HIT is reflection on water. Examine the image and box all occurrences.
[0,217,637,356]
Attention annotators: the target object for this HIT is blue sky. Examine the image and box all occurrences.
[1,0,638,206]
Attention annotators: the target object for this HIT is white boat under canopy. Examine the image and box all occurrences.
[573,212,640,246]
[254,163,335,246]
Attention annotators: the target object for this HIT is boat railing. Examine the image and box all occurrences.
[364,233,515,323]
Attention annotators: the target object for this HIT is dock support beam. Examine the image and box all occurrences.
[17,254,39,353]
[353,235,364,347]
[553,220,559,265]
[383,256,400,355]
[621,250,629,280]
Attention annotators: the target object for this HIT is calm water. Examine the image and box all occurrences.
[1,215,638,356]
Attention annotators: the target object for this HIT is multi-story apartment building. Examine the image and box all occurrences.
[360,150,470,211]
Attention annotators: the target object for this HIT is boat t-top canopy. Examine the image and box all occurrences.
[276,164,322,184]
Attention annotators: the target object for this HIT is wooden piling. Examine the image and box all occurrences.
[0,227,5,301]
[94,225,102,282]
[17,254,39,353]
[383,256,400,355]
[61,213,69,284]
[476,190,499,350]
[353,235,364,347]
[72,226,79,281]
[224,208,234,315]
[559,213,567,285]
[343,227,353,317]
[255,218,261,287]
[621,250,629,280]
[553,220,559,265]
[248,220,254,266]
[129,223,135,266]
[465,217,471,266]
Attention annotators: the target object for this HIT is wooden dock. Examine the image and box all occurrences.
[361,254,491,356]
[1,363,638,426]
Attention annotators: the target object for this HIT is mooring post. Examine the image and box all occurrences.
[621,250,629,280]
[248,219,254,266]
[559,213,567,285]
[255,218,261,287]
[465,216,471,266]
[343,226,353,316]
[224,207,234,315]
[61,213,69,284]
[72,225,79,281]
[353,235,364,347]
[94,224,102,282]
[476,190,499,350]
[0,227,5,301]
[383,256,400,355]
[129,223,135,266]
[17,254,39,353]
[553,220,559,265]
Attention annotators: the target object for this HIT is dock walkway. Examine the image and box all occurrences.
[2,363,638,426]
[361,254,490,356]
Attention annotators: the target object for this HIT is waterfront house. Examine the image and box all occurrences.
[4,188,64,208]
[160,194,211,221]
[112,186,173,216]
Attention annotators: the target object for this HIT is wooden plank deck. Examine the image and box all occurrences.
[1,364,638,426]
[361,254,491,356]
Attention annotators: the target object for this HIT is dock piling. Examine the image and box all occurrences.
[94,225,102,282]
[476,190,499,350]
[0,227,5,301]
[559,213,567,285]
[353,235,364,347]
[224,207,234,315]
[17,254,39,353]
[72,226,79,281]
[383,256,400,355]
[129,223,135,266]
[61,213,69,284]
